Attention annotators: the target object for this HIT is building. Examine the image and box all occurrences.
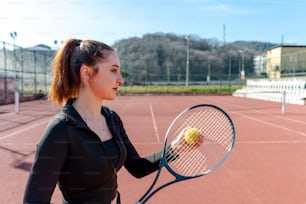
[26,44,52,51]
[266,45,306,79]
[253,52,267,76]
[236,45,306,105]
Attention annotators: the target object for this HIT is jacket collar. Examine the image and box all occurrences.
[61,99,112,129]
[61,99,88,128]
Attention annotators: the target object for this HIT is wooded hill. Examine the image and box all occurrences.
[112,33,276,84]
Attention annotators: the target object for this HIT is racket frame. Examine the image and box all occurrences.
[136,104,235,204]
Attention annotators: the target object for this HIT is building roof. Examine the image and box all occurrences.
[26,44,51,51]
[268,44,306,50]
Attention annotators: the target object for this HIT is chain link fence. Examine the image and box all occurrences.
[281,49,306,76]
[0,40,246,104]
[0,41,55,101]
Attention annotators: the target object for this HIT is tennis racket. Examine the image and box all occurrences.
[135,104,235,204]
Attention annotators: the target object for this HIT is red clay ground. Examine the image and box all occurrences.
[1,95,306,204]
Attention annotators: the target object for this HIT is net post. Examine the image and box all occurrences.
[281,90,286,114]
[14,89,20,114]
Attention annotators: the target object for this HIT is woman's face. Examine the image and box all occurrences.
[88,51,124,101]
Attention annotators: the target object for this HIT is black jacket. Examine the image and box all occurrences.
[23,99,162,204]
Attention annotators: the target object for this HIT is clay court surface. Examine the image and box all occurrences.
[1,95,306,204]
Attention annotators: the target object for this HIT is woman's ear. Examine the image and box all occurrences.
[80,65,92,84]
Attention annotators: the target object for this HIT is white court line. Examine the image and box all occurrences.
[250,109,306,125]
[231,111,306,137]
[237,140,306,144]
[0,118,50,141]
[0,111,53,127]
[134,140,306,145]
[274,115,306,125]
[149,103,161,143]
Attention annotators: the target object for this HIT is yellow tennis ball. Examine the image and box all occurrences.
[184,127,201,145]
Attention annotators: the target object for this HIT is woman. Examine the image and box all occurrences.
[22,38,201,204]
[23,38,174,204]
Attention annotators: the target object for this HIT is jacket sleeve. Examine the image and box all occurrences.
[110,111,162,178]
[123,135,177,178]
[23,117,69,204]
[123,136,162,179]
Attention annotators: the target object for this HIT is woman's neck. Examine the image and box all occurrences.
[73,95,103,120]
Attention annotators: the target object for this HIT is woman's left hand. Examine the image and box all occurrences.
[170,128,204,154]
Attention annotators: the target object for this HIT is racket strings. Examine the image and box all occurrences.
[165,142,208,176]
[165,106,234,177]
[198,110,233,149]
[173,149,207,176]
[177,110,231,148]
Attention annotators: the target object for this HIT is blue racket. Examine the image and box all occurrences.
[136,104,235,204]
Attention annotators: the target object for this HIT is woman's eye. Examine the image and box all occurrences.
[111,65,120,73]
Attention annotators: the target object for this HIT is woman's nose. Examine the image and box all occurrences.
[118,74,124,86]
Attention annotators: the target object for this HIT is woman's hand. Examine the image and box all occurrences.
[170,127,204,154]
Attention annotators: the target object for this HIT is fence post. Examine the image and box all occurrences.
[3,41,8,98]
[281,90,286,114]
[15,90,20,114]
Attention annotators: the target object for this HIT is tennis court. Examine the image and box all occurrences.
[1,95,306,204]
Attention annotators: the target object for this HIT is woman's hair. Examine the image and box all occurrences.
[48,38,114,105]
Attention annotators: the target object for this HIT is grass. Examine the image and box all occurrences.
[119,85,242,95]
[11,85,242,98]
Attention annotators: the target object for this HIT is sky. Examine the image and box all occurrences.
[1,0,306,48]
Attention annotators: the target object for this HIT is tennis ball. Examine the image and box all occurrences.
[184,127,201,145]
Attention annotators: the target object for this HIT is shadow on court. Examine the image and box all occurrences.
[0,145,34,172]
